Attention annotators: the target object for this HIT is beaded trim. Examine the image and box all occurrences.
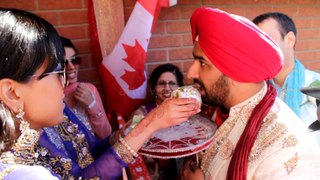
[119,137,138,158]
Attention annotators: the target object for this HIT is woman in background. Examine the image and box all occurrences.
[60,36,111,139]
[129,63,184,179]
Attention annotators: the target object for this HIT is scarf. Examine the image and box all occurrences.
[227,83,276,180]
[283,58,305,117]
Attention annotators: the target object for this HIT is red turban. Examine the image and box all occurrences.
[190,8,283,82]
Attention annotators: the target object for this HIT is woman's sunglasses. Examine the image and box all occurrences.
[31,68,68,88]
[65,56,81,66]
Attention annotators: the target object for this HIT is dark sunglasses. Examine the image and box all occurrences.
[65,56,81,65]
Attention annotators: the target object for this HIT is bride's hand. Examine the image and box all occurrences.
[147,98,201,130]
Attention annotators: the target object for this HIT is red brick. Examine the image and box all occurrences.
[36,11,60,25]
[220,7,246,16]
[245,6,273,19]
[296,40,320,51]
[311,18,320,28]
[0,0,36,10]
[298,29,320,40]
[169,48,193,60]
[146,63,166,75]
[203,0,234,5]
[60,10,88,25]
[146,50,168,62]
[295,18,313,28]
[78,68,100,82]
[167,21,191,33]
[183,34,193,46]
[298,7,320,16]
[303,61,320,72]
[38,0,82,10]
[57,26,88,39]
[290,0,320,5]
[77,54,93,69]
[181,6,198,19]
[83,0,89,8]
[73,39,91,54]
[178,0,201,5]
[149,35,182,48]
[235,0,290,5]
[272,7,299,17]
[152,21,166,34]
[296,51,320,61]
[159,6,180,20]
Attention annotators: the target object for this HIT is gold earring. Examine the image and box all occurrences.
[14,107,39,148]
[16,108,25,119]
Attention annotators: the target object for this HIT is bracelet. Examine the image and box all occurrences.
[113,141,135,164]
[89,111,103,119]
[87,98,96,109]
[119,136,139,158]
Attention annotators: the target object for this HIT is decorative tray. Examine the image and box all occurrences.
[139,114,217,159]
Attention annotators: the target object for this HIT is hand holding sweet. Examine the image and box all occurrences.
[120,97,200,162]
[74,83,95,107]
[147,98,201,130]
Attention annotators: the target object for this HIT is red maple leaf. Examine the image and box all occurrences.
[121,40,146,90]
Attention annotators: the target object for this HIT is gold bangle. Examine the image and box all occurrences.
[119,136,139,158]
[113,142,135,164]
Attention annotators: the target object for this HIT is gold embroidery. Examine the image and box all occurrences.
[218,138,233,159]
[282,135,298,149]
[0,166,15,179]
[57,117,94,168]
[36,116,96,179]
[200,85,267,179]
[249,114,288,162]
[284,153,298,175]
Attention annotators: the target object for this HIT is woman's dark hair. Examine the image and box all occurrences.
[149,63,184,93]
[0,8,65,153]
[60,36,78,54]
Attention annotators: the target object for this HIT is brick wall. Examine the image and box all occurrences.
[125,0,320,84]
[2,0,320,91]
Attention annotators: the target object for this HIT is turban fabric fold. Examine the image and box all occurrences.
[190,8,283,82]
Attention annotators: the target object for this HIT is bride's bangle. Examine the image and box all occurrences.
[119,136,139,158]
[113,141,135,164]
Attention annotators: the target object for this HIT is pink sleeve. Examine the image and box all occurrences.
[85,83,112,139]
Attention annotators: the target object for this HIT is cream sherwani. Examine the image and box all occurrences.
[200,83,320,180]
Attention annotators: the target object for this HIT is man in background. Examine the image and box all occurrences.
[253,12,320,144]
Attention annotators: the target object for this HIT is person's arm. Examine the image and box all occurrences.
[78,98,200,179]
[75,83,112,139]
[123,98,200,157]
[39,98,200,180]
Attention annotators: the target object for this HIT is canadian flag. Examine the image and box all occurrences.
[99,0,177,120]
